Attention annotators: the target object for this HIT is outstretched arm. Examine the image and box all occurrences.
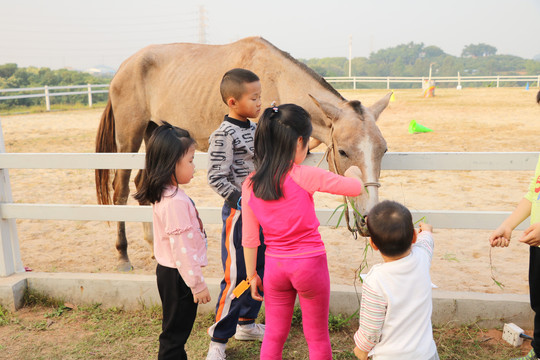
[490,198,531,247]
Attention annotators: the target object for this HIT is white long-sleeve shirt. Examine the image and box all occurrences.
[354,231,437,360]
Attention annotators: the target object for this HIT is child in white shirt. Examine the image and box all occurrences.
[353,200,439,360]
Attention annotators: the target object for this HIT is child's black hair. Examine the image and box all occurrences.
[219,68,260,104]
[366,200,414,257]
[133,122,196,204]
[251,103,312,200]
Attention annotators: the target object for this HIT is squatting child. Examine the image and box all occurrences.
[353,200,439,360]
[206,68,266,360]
[134,123,211,360]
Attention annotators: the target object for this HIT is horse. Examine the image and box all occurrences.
[96,36,390,271]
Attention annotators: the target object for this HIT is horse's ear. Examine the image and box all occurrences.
[309,94,341,127]
[369,92,392,121]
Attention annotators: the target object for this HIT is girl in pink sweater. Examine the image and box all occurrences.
[134,122,211,360]
[242,104,364,359]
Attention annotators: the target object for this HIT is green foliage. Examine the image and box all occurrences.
[23,289,64,308]
[462,43,497,58]
[0,304,10,326]
[0,63,112,110]
[300,42,539,89]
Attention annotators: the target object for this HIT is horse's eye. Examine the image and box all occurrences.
[338,150,348,157]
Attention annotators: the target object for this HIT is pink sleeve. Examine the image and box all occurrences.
[241,175,261,248]
[164,199,207,294]
[291,165,363,196]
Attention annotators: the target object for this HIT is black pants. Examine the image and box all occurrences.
[157,264,198,360]
[530,246,540,354]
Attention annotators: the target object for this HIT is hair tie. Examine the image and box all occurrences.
[270,101,278,113]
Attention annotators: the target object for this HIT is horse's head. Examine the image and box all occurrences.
[309,93,391,236]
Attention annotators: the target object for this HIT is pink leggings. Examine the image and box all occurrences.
[261,253,331,360]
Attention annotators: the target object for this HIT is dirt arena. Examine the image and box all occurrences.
[2,87,539,295]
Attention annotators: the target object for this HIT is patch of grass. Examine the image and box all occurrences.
[23,289,64,308]
[0,292,528,359]
[0,304,10,326]
[0,102,107,116]
[434,321,522,359]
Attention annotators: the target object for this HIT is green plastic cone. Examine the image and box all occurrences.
[408,119,433,134]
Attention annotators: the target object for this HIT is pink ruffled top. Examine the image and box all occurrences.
[152,185,208,294]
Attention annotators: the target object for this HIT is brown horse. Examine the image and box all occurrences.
[96,37,390,270]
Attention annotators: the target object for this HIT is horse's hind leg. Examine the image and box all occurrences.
[112,114,148,271]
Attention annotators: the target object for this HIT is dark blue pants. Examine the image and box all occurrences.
[207,202,265,342]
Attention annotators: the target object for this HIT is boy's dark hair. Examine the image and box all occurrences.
[251,103,312,200]
[366,200,414,257]
[133,122,196,204]
[220,68,260,104]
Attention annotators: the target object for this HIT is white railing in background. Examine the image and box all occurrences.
[0,84,109,111]
[325,75,540,89]
[1,75,539,111]
[0,148,537,277]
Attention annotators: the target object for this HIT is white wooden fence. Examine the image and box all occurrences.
[0,84,109,111]
[0,142,537,277]
[325,75,540,90]
[1,75,539,110]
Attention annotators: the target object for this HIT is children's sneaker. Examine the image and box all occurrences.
[511,349,538,360]
[234,323,265,341]
[205,341,226,360]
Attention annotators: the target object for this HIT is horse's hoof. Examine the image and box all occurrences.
[117,262,134,272]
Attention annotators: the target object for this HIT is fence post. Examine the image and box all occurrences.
[0,119,24,277]
[87,84,93,108]
[353,77,356,90]
[44,86,50,111]
[497,76,500,88]
[537,75,539,88]
[387,77,390,90]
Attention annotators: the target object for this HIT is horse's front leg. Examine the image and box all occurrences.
[134,169,154,258]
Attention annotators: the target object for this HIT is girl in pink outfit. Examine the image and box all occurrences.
[242,104,364,360]
[134,122,211,360]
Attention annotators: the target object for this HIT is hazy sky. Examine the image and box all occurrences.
[2,0,540,70]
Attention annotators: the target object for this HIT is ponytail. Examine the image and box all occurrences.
[251,104,312,200]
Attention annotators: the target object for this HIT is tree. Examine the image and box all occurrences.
[461,43,497,58]
[0,63,17,79]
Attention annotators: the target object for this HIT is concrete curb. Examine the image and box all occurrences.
[0,272,533,329]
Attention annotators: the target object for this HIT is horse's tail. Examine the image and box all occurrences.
[95,98,116,205]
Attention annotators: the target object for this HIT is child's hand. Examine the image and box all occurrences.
[353,346,369,360]
[489,224,512,247]
[344,166,363,181]
[249,274,264,302]
[520,223,540,247]
[418,222,433,233]
[193,287,211,304]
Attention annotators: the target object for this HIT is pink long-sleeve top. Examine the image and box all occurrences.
[153,185,208,294]
[242,164,363,258]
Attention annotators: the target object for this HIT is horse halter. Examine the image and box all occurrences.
[321,124,381,237]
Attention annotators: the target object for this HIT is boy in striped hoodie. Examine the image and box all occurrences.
[353,200,439,360]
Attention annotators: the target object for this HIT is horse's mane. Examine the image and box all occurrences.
[537,90,540,104]
[258,37,346,101]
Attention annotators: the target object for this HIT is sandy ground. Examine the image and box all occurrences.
[1,87,540,295]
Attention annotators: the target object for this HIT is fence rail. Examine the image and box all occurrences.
[325,75,540,89]
[1,75,539,110]
[0,150,538,276]
[0,84,109,110]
